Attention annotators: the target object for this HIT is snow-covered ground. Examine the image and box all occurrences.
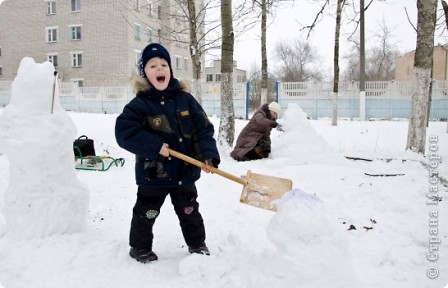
[0,58,447,288]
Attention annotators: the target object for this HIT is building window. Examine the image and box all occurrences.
[47,1,56,15]
[46,27,58,42]
[175,38,181,48]
[206,74,213,82]
[237,75,246,83]
[215,74,221,82]
[71,0,81,12]
[157,5,161,19]
[72,79,84,87]
[134,24,141,40]
[0,66,2,76]
[135,50,141,68]
[147,1,152,16]
[184,58,188,71]
[134,0,140,11]
[175,56,182,70]
[0,47,2,57]
[71,52,82,67]
[157,29,161,42]
[70,26,82,40]
[146,27,153,43]
[47,54,58,68]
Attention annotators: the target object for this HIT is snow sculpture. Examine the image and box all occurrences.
[267,188,359,287]
[0,57,89,238]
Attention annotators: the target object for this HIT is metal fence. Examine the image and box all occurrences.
[1,80,447,120]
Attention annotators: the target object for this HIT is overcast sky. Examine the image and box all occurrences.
[231,0,436,74]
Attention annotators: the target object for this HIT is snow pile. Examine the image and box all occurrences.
[0,57,89,238]
[267,188,358,287]
[273,103,345,165]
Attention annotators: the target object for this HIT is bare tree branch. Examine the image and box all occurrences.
[300,0,330,39]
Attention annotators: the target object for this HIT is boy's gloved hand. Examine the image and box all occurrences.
[204,159,219,168]
[202,159,218,173]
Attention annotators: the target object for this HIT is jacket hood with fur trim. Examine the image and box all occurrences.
[130,73,189,94]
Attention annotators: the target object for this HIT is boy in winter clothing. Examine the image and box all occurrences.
[115,43,220,263]
[230,102,280,161]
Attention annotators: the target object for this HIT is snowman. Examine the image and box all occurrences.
[0,57,89,238]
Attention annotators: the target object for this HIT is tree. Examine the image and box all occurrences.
[217,0,235,148]
[332,0,344,126]
[359,0,366,121]
[406,0,438,154]
[168,0,220,105]
[184,0,207,104]
[441,0,448,133]
[300,0,359,123]
[365,18,400,81]
[260,0,268,104]
[443,0,448,30]
[249,0,292,105]
[341,20,400,81]
[341,36,361,81]
[272,39,323,81]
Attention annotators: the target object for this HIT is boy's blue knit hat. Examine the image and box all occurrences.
[137,43,173,79]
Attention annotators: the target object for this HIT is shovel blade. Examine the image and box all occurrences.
[240,170,293,212]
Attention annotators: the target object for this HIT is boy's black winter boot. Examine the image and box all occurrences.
[188,244,210,256]
[129,247,158,263]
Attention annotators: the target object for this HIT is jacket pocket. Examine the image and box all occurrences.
[143,115,174,134]
[177,109,193,139]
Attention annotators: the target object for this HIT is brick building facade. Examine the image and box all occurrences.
[394,44,448,81]
[0,0,195,86]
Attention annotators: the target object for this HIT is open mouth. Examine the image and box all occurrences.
[156,75,166,83]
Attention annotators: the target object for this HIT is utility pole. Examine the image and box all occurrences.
[359,0,366,121]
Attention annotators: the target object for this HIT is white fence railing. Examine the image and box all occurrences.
[1,80,447,120]
[278,80,447,120]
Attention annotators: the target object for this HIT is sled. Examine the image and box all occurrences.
[167,148,293,212]
[74,146,125,171]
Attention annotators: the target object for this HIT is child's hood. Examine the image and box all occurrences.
[130,73,189,94]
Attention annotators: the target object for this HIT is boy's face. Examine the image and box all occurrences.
[144,57,171,91]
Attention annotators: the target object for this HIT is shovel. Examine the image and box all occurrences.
[168,148,293,212]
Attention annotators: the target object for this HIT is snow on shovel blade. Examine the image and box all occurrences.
[240,170,293,212]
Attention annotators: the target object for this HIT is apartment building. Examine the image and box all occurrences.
[205,59,247,84]
[0,0,196,87]
[394,44,448,81]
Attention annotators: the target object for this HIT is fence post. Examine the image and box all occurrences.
[312,82,317,119]
[245,81,250,120]
[389,80,394,119]
[360,89,366,121]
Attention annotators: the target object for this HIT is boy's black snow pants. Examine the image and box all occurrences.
[129,184,206,250]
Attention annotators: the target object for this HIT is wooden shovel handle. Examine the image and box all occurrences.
[167,148,247,186]
[50,71,57,113]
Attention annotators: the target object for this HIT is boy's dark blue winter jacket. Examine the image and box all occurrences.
[115,75,220,188]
